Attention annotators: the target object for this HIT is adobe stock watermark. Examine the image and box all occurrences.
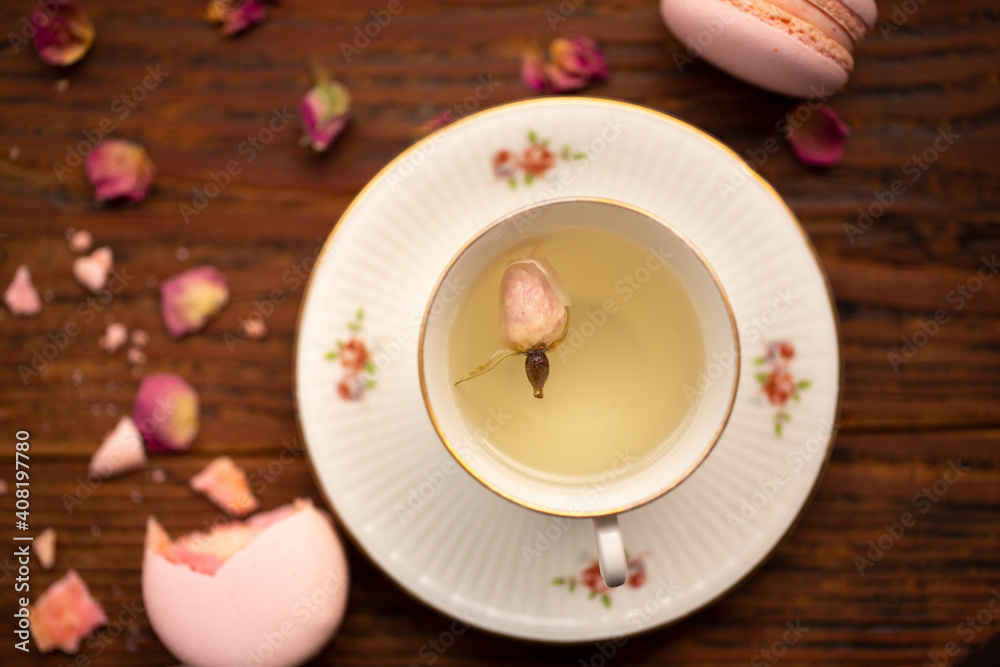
[393,407,509,524]
[51,65,169,182]
[340,0,414,63]
[844,125,961,243]
[716,85,835,202]
[876,0,929,40]
[555,243,671,363]
[922,589,1000,667]
[545,0,588,30]
[750,620,810,667]
[179,106,296,223]
[887,255,997,372]
[670,3,738,72]
[726,418,839,531]
[17,266,135,385]
[386,75,501,190]
[853,459,969,575]
[223,237,327,352]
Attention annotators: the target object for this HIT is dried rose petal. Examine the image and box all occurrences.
[69,229,93,253]
[85,139,156,203]
[550,36,609,86]
[89,416,147,478]
[126,347,147,366]
[4,265,42,317]
[190,456,259,517]
[520,45,549,92]
[133,373,200,454]
[130,328,150,347]
[30,570,108,654]
[99,322,128,353]
[72,246,112,293]
[499,258,571,351]
[205,0,266,37]
[242,317,267,339]
[32,0,95,67]
[160,265,229,338]
[34,528,57,570]
[299,70,351,152]
[784,104,850,168]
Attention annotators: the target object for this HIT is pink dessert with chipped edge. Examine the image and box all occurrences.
[660,0,877,97]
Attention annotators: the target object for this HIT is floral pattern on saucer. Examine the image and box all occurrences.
[325,308,377,401]
[552,552,648,607]
[492,130,586,188]
[755,340,811,436]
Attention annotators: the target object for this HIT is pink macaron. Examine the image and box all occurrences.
[660,0,877,98]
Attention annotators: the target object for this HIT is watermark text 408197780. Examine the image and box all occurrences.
[13,430,33,652]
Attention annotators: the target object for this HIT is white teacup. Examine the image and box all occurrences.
[418,197,738,587]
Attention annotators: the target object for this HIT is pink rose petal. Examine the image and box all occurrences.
[34,528,57,570]
[243,317,267,339]
[4,265,43,317]
[32,0,95,68]
[85,139,157,203]
[72,246,112,293]
[160,265,229,338]
[89,416,147,478]
[126,347,147,366]
[130,328,150,347]
[190,456,260,517]
[99,322,128,354]
[30,570,108,654]
[520,45,549,93]
[784,104,850,168]
[550,36,610,83]
[133,373,200,454]
[69,229,93,253]
[299,72,351,152]
[205,0,267,36]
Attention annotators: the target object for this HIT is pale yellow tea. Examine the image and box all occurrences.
[448,228,705,482]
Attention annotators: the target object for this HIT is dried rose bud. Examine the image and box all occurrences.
[72,246,112,293]
[85,139,156,203]
[133,373,200,454]
[457,257,571,398]
[32,0,95,68]
[89,416,147,478]
[99,322,128,353]
[520,45,549,93]
[299,68,351,152]
[4,265,42,317]
[205,0,266,37]
[783,104,850,168]
[499,258,571,352]
[30,570,108,654]
[160,265,229,338]
[190,456,259,517]
[549,36,610,90]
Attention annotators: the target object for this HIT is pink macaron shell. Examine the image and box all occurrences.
[143,502,348,667]
[661,0,849,98]
[841,0,877,29]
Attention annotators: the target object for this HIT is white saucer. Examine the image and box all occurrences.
[294,98,841,643]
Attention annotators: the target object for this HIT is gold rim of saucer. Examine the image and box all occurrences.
[417,195,741,519]
[292,96,844,643]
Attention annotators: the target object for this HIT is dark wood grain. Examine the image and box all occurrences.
[2,1,999,665]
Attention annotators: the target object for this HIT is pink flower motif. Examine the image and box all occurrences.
[337,375,365,401]
[299,73,351,152]
[32,1,95,67]
[205,0,267,37]
[338,338,369,373]
[764,370,796,407]
[84,139,156,203]
[521,143,556,177]
[784,104,850,168]
[778,341,795,361]
[492,149,518,178]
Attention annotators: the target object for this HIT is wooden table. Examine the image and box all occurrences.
[2,1,999,665]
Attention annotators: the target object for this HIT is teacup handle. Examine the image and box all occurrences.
[593,515,627,588]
